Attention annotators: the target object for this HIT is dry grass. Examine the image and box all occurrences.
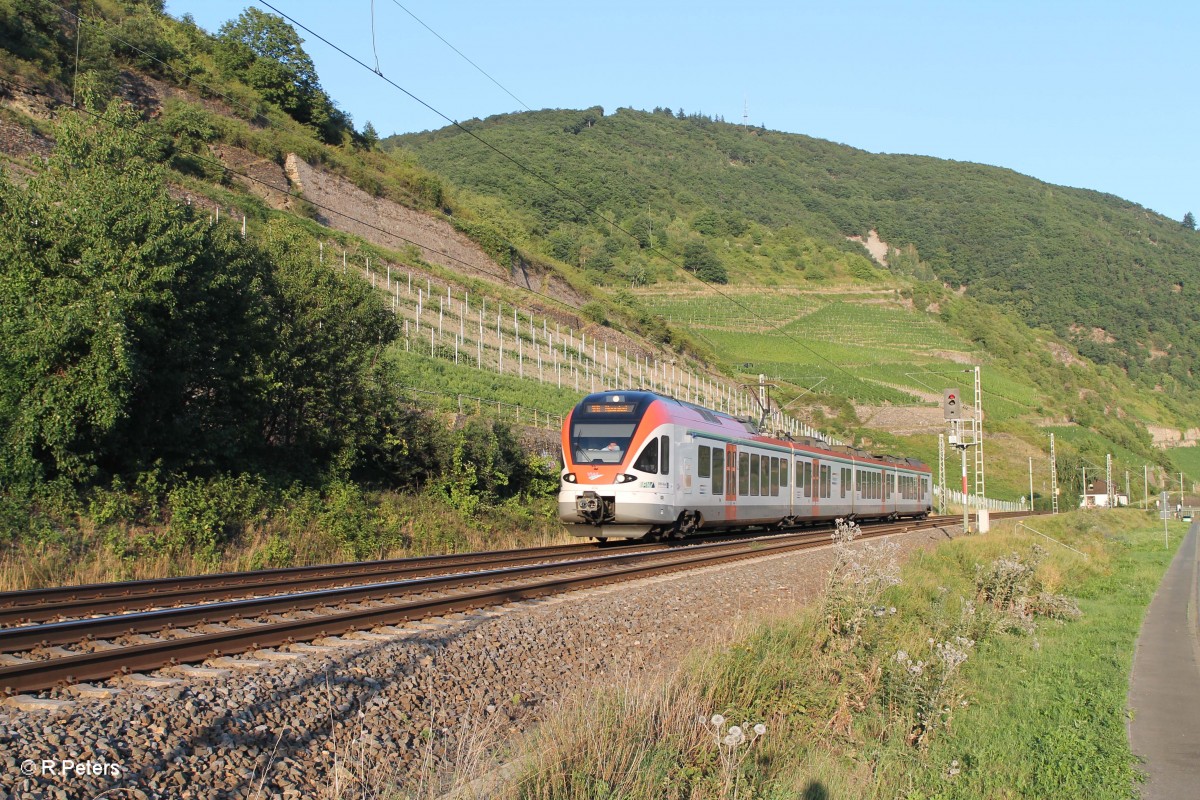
[0,493,572,592]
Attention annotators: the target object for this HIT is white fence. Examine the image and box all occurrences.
[935,486,1025,513]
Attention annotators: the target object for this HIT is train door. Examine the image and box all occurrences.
[725,443,737,520]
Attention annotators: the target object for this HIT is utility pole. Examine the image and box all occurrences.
[1144,464,1149,509]
[1050,433,1059,514]
[938,433,947,514]
[957,435,971,533]
[1029,456,1034,511]
[944,388,972,531]
[973,366,985,503]
[1106,454,1113,510]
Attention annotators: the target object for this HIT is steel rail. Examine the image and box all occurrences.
[0,519,952,693]
[0,544,666,626]
[0,541,608,609]
[0,528,850,651]
[0,515,971,624]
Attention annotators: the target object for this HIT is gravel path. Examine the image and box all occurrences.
[0,525,958,799]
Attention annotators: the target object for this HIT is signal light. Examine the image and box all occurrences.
[943,388,962,420]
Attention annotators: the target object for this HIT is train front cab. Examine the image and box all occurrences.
[558,392,678,539]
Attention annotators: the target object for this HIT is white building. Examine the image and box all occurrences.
[1079,479,1128,509]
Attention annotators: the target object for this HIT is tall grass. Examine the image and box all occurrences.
[493,511,1178,799]
[0,487,570,591]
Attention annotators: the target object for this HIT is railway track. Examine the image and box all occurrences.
[0,513,1027,694]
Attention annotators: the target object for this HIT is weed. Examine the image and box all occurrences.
[821,518,901,646]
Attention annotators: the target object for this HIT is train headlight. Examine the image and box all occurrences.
[563,473,578,483]
[615,474,637,484]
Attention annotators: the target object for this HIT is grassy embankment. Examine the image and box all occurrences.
[0,480,569,592]
[502,510,1181,799]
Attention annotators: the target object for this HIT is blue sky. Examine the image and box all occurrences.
[165,1,1199,222]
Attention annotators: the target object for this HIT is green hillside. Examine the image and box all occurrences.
[389,107,1200,395]
[2,0,1199,586]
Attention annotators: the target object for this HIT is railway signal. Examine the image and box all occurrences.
[943,388,962,420]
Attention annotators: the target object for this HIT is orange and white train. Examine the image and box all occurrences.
[558,390,932,540]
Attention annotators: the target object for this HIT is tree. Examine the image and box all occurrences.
[361,121,379,150]
[682,241,729,284]
[692,208,724,236]
[215,8,348,144]
[0,101,401,489]
[255,219,399,468]
[1184,211,1196,230]
[0,101,271,485]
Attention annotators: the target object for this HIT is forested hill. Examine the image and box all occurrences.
[389,107,1200,389]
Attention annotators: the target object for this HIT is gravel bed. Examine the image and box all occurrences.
[0,525,959,799]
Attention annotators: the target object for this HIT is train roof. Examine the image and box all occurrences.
[572,390,928,472]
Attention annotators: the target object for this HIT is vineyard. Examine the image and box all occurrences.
[326,243,847,444]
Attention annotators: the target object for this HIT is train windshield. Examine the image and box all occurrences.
[571,422,637,464]
[567,392,654,465]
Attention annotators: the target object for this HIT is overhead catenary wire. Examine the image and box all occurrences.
[255,1,865,386]
[56,0,859,391]
[35,0,859,415]
[0,73,579,313]
[33,0,662,332]
[387,0,532,112]
[43,0,270,127]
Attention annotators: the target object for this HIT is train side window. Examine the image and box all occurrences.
[634,437,659,474]
[840,467,850,499]
[712,449,724,496]
[820,464,831,499]
[749,454,760,496]
[698,446,711,479]
[739,452,749,496]
[798,460,812,498]
[780,459,788,488]
[660,435,670,475]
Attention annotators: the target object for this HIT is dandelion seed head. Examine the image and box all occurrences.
[754,723,767,735]
[711,714,725,727]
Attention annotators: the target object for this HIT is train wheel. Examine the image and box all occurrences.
[675,511,702,538]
